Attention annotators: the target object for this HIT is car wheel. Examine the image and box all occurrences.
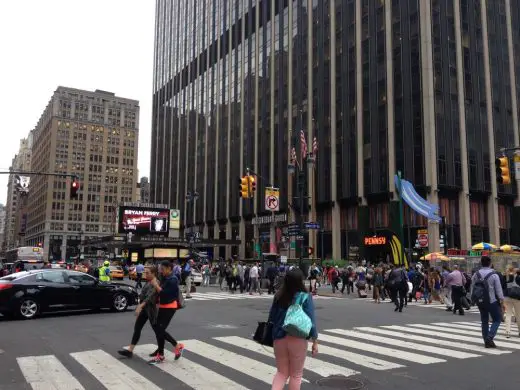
[19,298,40,320]
[112,293,128,312]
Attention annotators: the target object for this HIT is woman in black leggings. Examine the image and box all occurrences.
[117,266,159,358]
[148,260,184,364]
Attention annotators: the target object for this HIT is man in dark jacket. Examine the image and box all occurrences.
[388,265,408,312]
[266,264,279,294]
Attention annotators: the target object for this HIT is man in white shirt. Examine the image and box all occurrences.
[249,263,262,295]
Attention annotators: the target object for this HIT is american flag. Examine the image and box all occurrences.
[300,130,308,159]
[312,136,318,156]
[290,147,297,164]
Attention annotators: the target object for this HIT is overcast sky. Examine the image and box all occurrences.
[0,0,155,204]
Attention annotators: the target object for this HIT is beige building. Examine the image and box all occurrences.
[25,87,139,261]
[3,136,33,251]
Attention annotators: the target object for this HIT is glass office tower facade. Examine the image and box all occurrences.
[151,0,520,261]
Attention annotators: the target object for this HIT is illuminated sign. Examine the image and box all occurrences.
[153,248,178,258]
[447,249,488,257]
[118,206,169,236]
[364,236,387,246]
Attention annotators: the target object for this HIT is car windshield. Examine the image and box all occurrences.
[110,266,123,271]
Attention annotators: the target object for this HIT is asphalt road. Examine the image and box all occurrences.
[1,286,519,390]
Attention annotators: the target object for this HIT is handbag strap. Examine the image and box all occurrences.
[294,292,308,306]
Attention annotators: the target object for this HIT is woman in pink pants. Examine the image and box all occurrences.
[267,268,318,390]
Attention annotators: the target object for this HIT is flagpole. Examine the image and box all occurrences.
[397,171,405,267]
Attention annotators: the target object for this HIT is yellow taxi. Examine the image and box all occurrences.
[109,265,125,280]
[74,264,89,273]
[129,266,137,280]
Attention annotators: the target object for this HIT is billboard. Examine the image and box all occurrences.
[118,206,170,235]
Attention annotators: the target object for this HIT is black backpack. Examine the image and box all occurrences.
[471,271,495,308]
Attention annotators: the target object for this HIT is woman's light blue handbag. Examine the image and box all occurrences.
[282,292,312,338]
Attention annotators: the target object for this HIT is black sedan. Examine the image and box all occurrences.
[0,269,138,319]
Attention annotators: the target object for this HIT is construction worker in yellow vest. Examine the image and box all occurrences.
[98,260,111,282]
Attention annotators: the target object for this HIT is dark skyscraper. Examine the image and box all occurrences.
[151,0,520,261]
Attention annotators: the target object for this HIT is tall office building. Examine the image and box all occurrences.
[0,204,6,254]
[25,87,139,261]
[138,177,151,203]
[3,136,33,251]
[151,0,520,260]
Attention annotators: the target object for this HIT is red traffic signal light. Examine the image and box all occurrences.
[248,175,257,196]
[70,179,80,199]
[308,247,313,256]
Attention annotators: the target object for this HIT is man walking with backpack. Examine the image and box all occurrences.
[470,255,506,348]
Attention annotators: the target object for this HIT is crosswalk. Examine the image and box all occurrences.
[187,291,338,301]
[353,297,482,314]
[12,320,520,389]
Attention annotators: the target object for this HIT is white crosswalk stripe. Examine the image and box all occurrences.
[11,320,519,389]
[188,292,336,301]
[353,297,482,313]
[325,328,480,359]
[215,336,360,378]
[17,355,85,390]
[185,338,302,385]
[133,345,249,390]
[71,349,162,390]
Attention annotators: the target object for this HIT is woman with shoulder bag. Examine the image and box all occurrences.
[117,266,159,358]
[267,268,318,390]
[504,267,520,338]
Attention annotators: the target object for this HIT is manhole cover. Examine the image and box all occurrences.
[316,376,364,389]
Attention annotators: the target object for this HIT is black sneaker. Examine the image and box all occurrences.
[117,349,133,358]
[484,339,497,348]
[149,349,159,357]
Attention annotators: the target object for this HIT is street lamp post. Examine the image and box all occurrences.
[186,190,199,255]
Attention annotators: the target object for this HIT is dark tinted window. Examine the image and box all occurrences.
[36,271,66,284]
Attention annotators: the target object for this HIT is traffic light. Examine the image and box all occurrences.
[248,175,257,197]
[70,178,80,199]
[239,176,249,198]
[496,156,511,185]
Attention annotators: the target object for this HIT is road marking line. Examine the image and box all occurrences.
[432,323,520,343]
[187,296,213,301]
[17,355,85,390]
[391,325,520,350]
[215,336,359,378]
[354,327,509,355]
[188,294,228,300]
[71,349,161,390]
[313,343,404,370]
[453,321,516,336]
[133,345,250,390]
[185,339,309,384]
[195,293,249,299]
[318,333,445,364]
[325,329,479,359]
